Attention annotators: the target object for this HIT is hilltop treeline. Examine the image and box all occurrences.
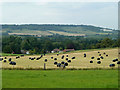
[2,35,119,54]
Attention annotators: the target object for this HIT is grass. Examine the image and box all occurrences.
[2,70,118,88]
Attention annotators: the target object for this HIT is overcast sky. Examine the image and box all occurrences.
[0,2,118,29]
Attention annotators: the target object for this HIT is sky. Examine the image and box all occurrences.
[0,2,118,29]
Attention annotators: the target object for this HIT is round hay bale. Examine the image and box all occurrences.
[90,61,93,63]
[57,63,61,67]
[72,57,75,59]
[61,55,64,59]
[57,54,59,56]
[29,57,31,59]
[66,55,68,57]
[51,57,53,59]
[45,59,47,62]
[84,54,86,57]
[91,57,94,59]
[9,58,12,62]
[9,61,16,65]
[113,59,117,62]
[54,58,57,60]
[100,56,104,59]
[97,58,100,60]
[4,57,7,59]
[97,61,101,64]
[67,60,71,63]
[3,60,7,62]
[61,61,65,64]
[66,58,68,60]
[54,62,57,65]
[31,58,34,60]
[98,51,100,53]
[109,64,115,67]
[103,52,106,54]
[36,58,40,60]
[117,61,120,64]
[99,54,101,56]
[106,55,108,57]
[64,62,68,66]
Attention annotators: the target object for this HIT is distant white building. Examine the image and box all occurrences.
[21,50,30,54]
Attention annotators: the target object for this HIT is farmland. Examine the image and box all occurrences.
[1,48,119,69]
[1,48,119,88]
[2,70,118,88]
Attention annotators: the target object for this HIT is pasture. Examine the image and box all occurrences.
[1,48,119,88]
[1,48,119,69]
[2,70,118,88]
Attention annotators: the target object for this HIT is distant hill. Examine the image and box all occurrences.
[1,24,118,38]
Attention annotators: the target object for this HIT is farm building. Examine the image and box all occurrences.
[51,49,60,53]
[21,50,30,54]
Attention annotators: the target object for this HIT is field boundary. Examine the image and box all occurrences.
[1,67,119,70]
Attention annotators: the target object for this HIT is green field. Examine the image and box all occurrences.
[2,70,118,88]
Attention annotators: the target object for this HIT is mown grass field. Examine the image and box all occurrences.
[2,70,118,88]
[1,48,118,69]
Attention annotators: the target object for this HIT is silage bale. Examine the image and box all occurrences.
[97,61,101,64]
[109,64,115,67]
[90,61,93,63]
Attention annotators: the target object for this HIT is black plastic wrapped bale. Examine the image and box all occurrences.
[16,56,19,59]
[3,60,7,62]
[33,57,36,59]
[61,55,64,59]
[106,55,108,57]
[54,62,57,65]
[9,58,12,62]
[91,57,94,59]
[45,59,47,62]
[51,57,53,59]
[9,61,16,65]
[72,57,75,59]
[66,58,68,60]
[4,57,7,59]
[64,62,68,66]
[97,58,100,60]
[103,52,106,54]
[90,61,93,63]
[57,63,61,67]
[98,51,100,53]
[109,64,115,67]
[61,61,65,64]
[84,54,86,57]
[31,58,34,60]
[117,61,120,64]
[97,61,101,64]
[67,60,71,63]
[57,54,59,56]
[29,57,31,59]
[100,56,104,59]
[54,58,57,60]
[66,55,68,57]
[113,59,117,62]
[99,54,101,56]
[36,58,40,60]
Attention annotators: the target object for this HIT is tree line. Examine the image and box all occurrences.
[2,35,119,54]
